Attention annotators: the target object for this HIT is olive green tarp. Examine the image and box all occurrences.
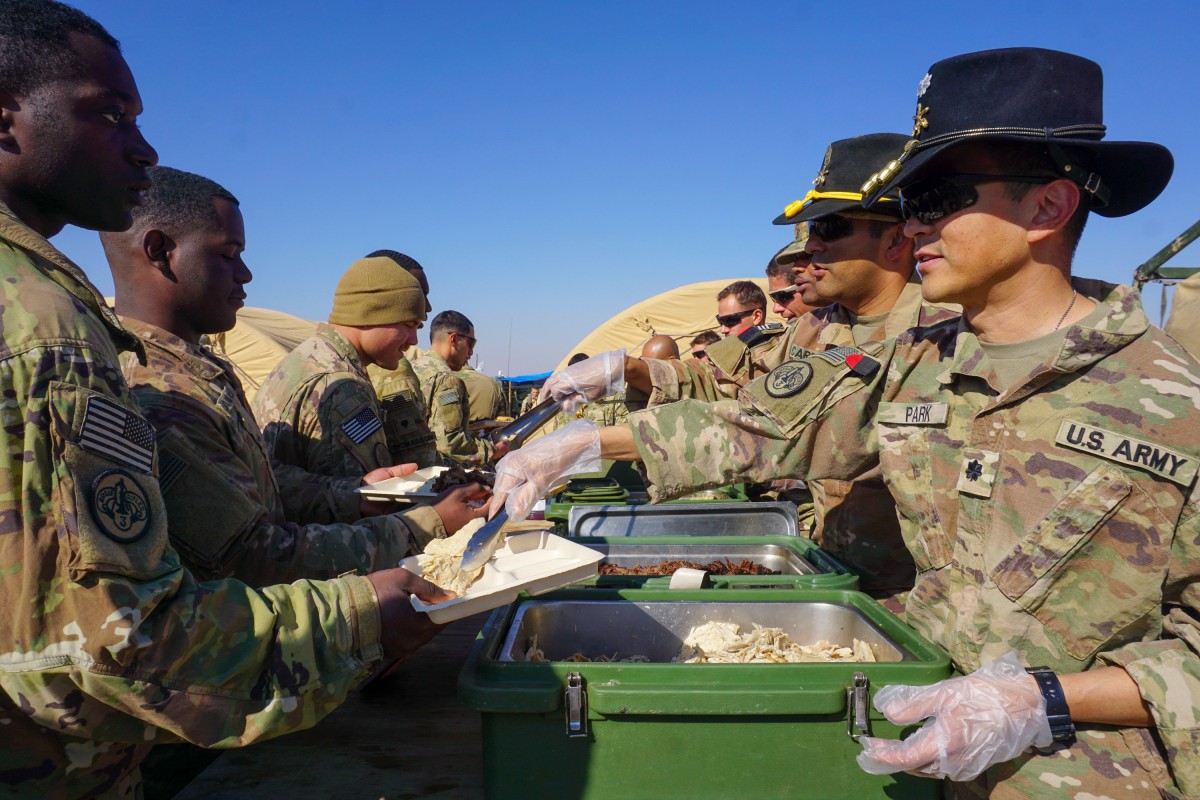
[553,277,783,371]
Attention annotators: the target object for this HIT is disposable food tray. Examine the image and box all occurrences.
[400,531,603,623]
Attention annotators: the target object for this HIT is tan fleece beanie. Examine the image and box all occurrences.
[328,257,427,326]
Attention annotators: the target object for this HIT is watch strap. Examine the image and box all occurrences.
[1026,666,1077,750]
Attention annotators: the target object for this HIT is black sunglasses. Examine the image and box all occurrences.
[715,308,756,328]
[692,349,708,359]
[769,284,800,305]
[899,174,1056,225]
[808,214,857,243]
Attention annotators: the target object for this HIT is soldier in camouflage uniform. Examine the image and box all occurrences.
[495,49,1198,797]
[0,5,448,797]
[458,363,505,422]
[363,249,442,469]
[104,167,487,584]
[518,385,541,415]
[254,256,429,482]
[412,310,504,465]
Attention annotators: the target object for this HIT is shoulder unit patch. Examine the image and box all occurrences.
[765,361,813,398]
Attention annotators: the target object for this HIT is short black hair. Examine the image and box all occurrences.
[0,0,119,95]
[430,310,473,340]
[978,141,1090,253]
[765,249,793,280]
[717,280,766,311]
[567,353,589,366]
[365,249,425,274]
[691,331,720,348]
[129,166,239,235]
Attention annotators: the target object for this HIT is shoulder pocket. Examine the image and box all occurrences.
[332,401,389,472]
[48,382,173,582]
[990,465,1166,660]
[154,427,262,579]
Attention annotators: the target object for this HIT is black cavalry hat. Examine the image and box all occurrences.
[772,133,911,225]
[861,47,1173,218]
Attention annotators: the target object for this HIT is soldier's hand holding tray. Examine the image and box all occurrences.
[368,567,457,661]
[358,463,421,515]
[488,420,601,521]
[856,652,1052,781]
[541,349,626,413]
[430,482,491,533]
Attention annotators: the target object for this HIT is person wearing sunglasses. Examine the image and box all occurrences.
[715,279,768,337]
[490,48,1197,798]
[688,330,720,364]
[413,310,506,465]
[766,235,822,322]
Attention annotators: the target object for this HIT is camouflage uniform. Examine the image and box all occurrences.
[638,277,959,602]
[119,318,445,584]
[369,356,441,469]
[0,205,383,798]
[254,324,394,482]
[628,279,1200,797]
[412,351,493,465]
[458,366,505,422]
[518,392,540,416]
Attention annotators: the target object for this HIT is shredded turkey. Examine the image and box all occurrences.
[674,621,876,664]
[524,635,648,663]
[416,517,498,595]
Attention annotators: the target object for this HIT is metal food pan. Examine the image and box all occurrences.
[586,542,818,575]
[498,599,907,663]
[568,500,799,538]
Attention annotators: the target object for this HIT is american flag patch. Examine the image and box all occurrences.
[340,406,382,444]
[808,346,858,365]
[79,396,156,473]
[158,449,188,492]
[381,392,414,412]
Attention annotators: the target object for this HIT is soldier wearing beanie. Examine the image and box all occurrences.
[254,257,429,481]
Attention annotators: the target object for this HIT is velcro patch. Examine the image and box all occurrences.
[157,449,188,493]
[956,448,999,498]
[1055,420,1198,487]
[877,402,949,425]
[789,344,815,361]
[738,323,785,348]
[91,469,153,543]
[438,390,459,406]
[807,346,858,365]
[381,391,415,411]
[340,406,382,444]
[765,362,812,398]
[80,396,155,473]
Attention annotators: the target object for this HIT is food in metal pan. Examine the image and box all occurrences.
[598,558,778,576]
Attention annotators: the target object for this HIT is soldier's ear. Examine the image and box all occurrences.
[884,221,910,263]
[142,228,177,276]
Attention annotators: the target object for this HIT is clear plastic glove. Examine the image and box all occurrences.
[541,349,626,414]
[487,420,602,521]
[856,651,1053,782]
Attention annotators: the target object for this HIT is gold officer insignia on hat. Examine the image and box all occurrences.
[912,104,930,138]
[812,144,833,187]
[917,73,932,98]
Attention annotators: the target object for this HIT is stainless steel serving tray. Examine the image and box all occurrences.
[585,542,818,575]
[568,500,800,538]
[498,599,908,663]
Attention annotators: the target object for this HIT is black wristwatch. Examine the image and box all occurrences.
[1026,667,1077,750]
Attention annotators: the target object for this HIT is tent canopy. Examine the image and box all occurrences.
[555,277,783,371]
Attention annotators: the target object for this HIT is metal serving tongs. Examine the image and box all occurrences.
[460,478,570,572]
[490,397,563,449]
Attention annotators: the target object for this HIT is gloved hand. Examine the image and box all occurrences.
[856,651,1053,782]
[487,420,602,521]
[541,350,626,414]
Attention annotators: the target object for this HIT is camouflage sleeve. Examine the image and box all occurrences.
[1096,500,1200,794]
[629,346,889,502]
[136,396,440,584]
[0,345,383,747]
[310,374,392,477]
[634,357,727,407]
[271,462,363,524]
[426,373,491,465]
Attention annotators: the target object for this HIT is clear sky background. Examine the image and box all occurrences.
[62,0,1199,377]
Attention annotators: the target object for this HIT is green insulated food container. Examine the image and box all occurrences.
[459,588,952,799]
[573,535,858,590]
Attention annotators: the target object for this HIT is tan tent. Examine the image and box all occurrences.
[1165,272,1200,358]
[555,277,784,370]
[207,307,318,392]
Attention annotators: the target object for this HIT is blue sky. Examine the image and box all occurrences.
[63,0,1199,376]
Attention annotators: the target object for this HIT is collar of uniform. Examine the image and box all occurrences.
[941,278,1148,385]
[418,350,451,373]
[119,316,227,381]
[0,200,145,361]
[315,322,371,379]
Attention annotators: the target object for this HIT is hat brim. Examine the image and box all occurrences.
[867,136,1173,218]
[773,196,901,226]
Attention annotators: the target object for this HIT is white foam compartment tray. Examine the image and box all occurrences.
[356,466,448,501]
[401,531,604,624]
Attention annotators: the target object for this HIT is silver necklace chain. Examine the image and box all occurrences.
[1054,289,1078,331]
